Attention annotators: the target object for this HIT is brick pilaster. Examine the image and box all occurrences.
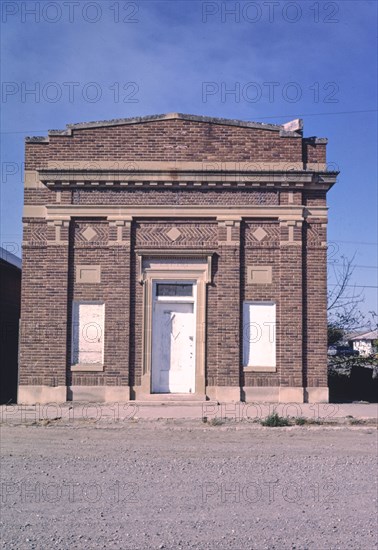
[216,219,241,388]
[278,220,303,388]
[303,220,328,388]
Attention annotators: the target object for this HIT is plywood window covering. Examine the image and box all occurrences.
[71,302,105,366]
[243,302,276,368]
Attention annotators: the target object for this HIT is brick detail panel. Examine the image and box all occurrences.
[72,189,279,207]
[244,221,280,247]
[135,221,217,248]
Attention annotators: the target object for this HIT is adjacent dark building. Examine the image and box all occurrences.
[0,247,22,404]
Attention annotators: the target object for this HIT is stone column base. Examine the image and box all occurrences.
[206,386,241,402]
[305,387,329,403]
[243,386,305,403]
[279,387,304,403]
[18,385,67,405]
[243,386,280,402]
[68,386,130,402]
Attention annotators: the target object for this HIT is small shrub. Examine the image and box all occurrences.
[209,417,225,426]
[295,417,307,426]
[261,413,290,427]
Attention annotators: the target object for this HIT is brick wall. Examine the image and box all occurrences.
[19,244,68,387]
[25,119,303,170]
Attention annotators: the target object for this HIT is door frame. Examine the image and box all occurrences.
[136,251,212,400]
[151,280,197,394]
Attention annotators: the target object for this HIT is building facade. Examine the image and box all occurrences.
[18,113,338,404]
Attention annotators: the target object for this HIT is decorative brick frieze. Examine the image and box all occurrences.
[135,221,218,248]
[73,220,109,247]
[71,189,279,207]
[244,222,280,247]
[24,221,48,245]
[305,222,327,247]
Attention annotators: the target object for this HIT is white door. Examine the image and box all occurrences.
[151,301,195,393]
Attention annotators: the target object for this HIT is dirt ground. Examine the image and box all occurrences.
[1,419,377,550]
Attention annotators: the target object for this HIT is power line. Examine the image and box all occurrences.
[1,130,48,134]
[253,109,378,119]
[327,283,378,288]
[1,109,377,134]
[328,263,378,269]
[330,240,378,246]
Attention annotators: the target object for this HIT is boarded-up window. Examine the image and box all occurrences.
[243,302,276,368]
[71,302,105,366]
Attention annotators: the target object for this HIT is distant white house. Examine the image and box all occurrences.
[348,330,378,357]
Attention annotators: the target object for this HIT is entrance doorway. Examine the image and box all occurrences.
[151,282,196,393]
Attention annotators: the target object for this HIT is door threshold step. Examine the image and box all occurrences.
[132,400,208,406]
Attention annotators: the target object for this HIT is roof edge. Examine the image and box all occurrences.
[0,247,22,269]
[25,113,304,142]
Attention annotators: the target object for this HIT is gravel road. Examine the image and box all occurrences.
[1,421,377,550]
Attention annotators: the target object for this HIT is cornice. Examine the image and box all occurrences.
[38,169,338,190]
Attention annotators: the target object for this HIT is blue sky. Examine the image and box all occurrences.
[1,0,377,317]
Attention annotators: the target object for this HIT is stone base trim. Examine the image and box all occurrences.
[17,385,329,404]
[243,386,280,402]
[279,387,304,403]
[305,387,329,403]
[206,386,241,402]
[68,386,130,402]
[18,385,67,405]
[243,386,305,403]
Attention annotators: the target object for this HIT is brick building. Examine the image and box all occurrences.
[19,113,338,404]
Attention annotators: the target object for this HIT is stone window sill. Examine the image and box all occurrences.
[71,364,104,372]
[243,366,277,373]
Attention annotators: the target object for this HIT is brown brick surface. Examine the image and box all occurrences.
[25,119,303,170]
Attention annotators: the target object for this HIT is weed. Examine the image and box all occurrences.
[261,413,290,427]
[208,417,225,426]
